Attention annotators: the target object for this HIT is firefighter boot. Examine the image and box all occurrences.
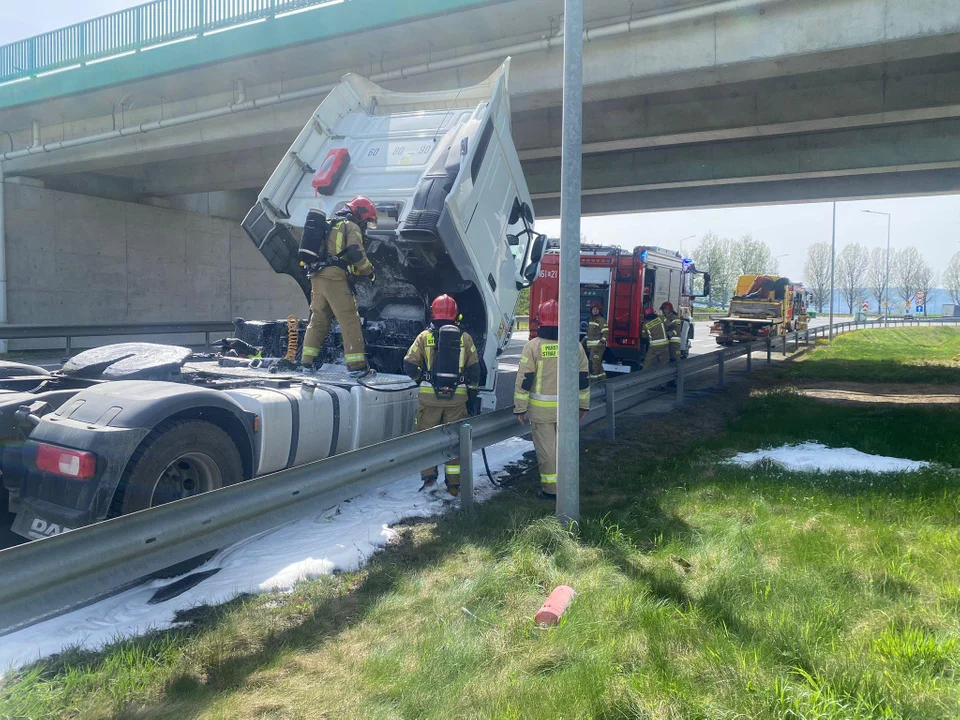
[419,472,438,492]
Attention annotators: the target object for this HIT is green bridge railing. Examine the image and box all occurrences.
[0,0,339,85]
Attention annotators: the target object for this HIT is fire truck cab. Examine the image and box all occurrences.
[529,242,710,373]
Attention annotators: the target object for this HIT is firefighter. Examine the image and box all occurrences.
[641,306,670,370]
[660,301,682,363]
[585,302,608,383]
[514,300,590,498]
[403,295,481,496]
[301,196,377,375]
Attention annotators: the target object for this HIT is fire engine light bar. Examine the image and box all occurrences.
[36,443,97,480]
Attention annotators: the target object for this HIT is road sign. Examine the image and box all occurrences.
[916,305,924,313]
[861,301,869,311]
[916,290,926,302]
[883,301,889,307]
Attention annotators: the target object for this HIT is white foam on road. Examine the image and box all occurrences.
[728,442,930,473]
[0,437,532,676]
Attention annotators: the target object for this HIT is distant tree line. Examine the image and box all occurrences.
[803,242,946,315]
[691,233,780,307]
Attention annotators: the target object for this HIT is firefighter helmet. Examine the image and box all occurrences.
[345,196,378,228]
[538,299,559,327]
[431,294,458,322]
[643,306,656,318]
[660,301,675,313]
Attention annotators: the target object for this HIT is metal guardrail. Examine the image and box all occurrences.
[0,314,957,635]
[0,0,340,84]
[0,321,235,353]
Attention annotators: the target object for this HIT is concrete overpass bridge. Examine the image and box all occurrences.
[1,0,960,328]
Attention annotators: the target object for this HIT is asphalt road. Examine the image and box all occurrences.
[494,316,836,409]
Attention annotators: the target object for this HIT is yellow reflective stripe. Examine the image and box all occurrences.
[541,474,557,485]
[302,345,320,355]
[332,222,344,253]
[588,322,601,327]
[345,353,366,362]
[514,391,530,400]
[530,398,558,408]
[445,465,461,474]
[650,339,668,346]
[420,385,467,395]
[586,340,602,347]
[669,337,681,343]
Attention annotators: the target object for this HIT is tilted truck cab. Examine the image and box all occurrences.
[2,61,543,540]
[242,60,544,409]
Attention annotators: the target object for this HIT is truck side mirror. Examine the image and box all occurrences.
[523,263,539,283]
[530,234,545,263]
[701,272,712,298]
[507,234,520,246]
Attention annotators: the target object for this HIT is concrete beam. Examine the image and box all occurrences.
[6,0,960,183]
[533,167,960,216]
[523,118,960,199]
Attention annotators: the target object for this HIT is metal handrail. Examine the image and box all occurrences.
[1,314,957,635]
[0,0,337,84]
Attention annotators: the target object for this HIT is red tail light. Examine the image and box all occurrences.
[36,443,97,480]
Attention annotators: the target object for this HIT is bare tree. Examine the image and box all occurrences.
[891,246,922,313]
[866,246,889,315]
[692,232,734,307]
[803,242,831,312]
[836,243,869,313]
[731,234,778,276]
[944,252,960,304]
[914,257,938,317]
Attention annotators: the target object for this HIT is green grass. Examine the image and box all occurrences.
[4,334,960,719]
[790,326,960,383]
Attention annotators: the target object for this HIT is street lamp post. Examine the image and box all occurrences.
[829,203,836,340]
[677,234,696,255]
[862,210,891,327]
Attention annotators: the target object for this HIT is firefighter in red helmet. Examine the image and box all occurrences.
[585,301,608,383]
[514,299,590,498]
[404,294,481,496]
[301,196,377,375]
[641,305,670,370]
[660,301,682,363]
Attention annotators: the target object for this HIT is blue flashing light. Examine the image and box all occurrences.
[640,250,648,262]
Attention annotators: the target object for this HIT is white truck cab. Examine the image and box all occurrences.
[243,60,545,408]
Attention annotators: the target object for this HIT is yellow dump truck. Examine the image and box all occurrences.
[711,275,809,345]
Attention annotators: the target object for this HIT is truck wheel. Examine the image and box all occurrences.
[113,419,242,516]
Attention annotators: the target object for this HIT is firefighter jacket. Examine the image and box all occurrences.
[513,333,590,423]
[585,314,609,348]
[642,315,669,347]
[313,219,375,279]
[403,326,481,408]
[662,309,681,338]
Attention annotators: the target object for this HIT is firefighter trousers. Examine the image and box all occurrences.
[302,270,367,371]
[530,421,558,496]
[668,336,681,362]
[589,344,606,382]
[416,402,468,495]
[643,344,670,370]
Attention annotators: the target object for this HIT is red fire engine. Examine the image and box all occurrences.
[528,241,710,373]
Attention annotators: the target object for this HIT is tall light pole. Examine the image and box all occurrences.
[677,234,696,255]
[555,0,584,525]
[829,202,836,340]
[862,209,891,327]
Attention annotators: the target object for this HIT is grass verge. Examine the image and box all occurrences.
[789,326,960,383]
[3,333,960,719]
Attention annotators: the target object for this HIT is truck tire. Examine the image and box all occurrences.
[112,419,243,516]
